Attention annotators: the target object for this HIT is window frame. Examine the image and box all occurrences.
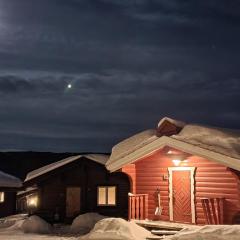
[97,185,117,207]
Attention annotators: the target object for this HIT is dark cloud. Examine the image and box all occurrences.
[0,0,239,151]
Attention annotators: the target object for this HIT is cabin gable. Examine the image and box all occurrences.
[121,147,240,224]
[18,158,130,222]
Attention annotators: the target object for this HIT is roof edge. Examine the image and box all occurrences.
[106,136,240,172]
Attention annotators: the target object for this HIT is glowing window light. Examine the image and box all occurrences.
[97,186,116,206]
[0,192,4,203]
[27,195,38,208]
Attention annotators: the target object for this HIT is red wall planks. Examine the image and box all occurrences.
[121,148,240,224]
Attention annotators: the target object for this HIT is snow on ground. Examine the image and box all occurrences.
[1,214,240,240]
[79,217,153,240]
[0,214,76,240]
[22,215,52,234]
[70,212,105,234]
[165,225,240,240]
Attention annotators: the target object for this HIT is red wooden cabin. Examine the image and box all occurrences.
[106,117,240,225]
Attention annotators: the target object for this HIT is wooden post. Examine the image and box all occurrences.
[136,196,139,219]
[210,198,217,224]
[128,194,149,220]
[140,195,144,220]
[145,194,148,220]
[132,196,136,219]
[201,197,224,225]
[128,196,132,221]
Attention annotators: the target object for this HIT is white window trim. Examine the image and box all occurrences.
[97,186,116,206]
[168,167,196,224]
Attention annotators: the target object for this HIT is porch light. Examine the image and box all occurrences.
[27,195,38,208]
[172,159,182,166]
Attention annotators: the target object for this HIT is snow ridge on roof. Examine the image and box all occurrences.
[0,171,22,188]
[172,124,240,160]
[108,129,158,165]
[25,154,109,182]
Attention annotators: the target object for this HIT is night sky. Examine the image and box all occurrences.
[0,0,239,152]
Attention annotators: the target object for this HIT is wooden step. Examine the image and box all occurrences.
[151,229,179,235]
[146,236,165,240]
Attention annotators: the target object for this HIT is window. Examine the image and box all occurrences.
[97,186,116,206]
[0,192,4,203]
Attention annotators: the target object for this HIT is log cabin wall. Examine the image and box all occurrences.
[0,191,16,217]
[121,148,240,224]
[30,159,130,222]
[121,164,136,194]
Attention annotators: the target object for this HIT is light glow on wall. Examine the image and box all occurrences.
[0,192,4,203]
[27,194,38,208]
[172,159,181,166]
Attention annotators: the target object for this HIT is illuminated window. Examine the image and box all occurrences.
[0,192,4,203]
[97,186,116,206]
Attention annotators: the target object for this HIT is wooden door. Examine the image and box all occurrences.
[66,187,81,218]
[172,170,191,223]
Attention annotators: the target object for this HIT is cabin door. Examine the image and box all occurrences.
[66,187,81,218]
[168,167,195,224]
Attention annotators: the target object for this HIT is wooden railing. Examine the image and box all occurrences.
[128,193,148,220]
[201,198,224,224]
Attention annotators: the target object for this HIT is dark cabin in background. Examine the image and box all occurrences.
[17,154,130,223]
[0,171,22,218]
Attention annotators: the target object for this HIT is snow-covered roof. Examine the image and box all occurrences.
[106,117,240,172]
[110,129,158,164]
[25,154,109,182]
[0,171,22,188]
[17,186,38,196]
[172,124,240,160]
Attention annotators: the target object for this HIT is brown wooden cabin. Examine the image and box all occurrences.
[0,171,22,218]
[17,154,130,223]
[106,117,240,225]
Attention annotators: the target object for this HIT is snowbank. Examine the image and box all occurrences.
[0,214,27,230]
[22,215,52,234]
[166,225,240,240]
[80,218,152,240]
[70,212,106,234]
[0,171,22,188]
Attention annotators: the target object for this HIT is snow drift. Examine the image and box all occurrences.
[166,225,240,240]
[80,217,152,240]
[22,215,52,234]
[70,212,106,234]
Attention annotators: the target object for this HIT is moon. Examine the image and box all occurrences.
[67,84,72,89]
